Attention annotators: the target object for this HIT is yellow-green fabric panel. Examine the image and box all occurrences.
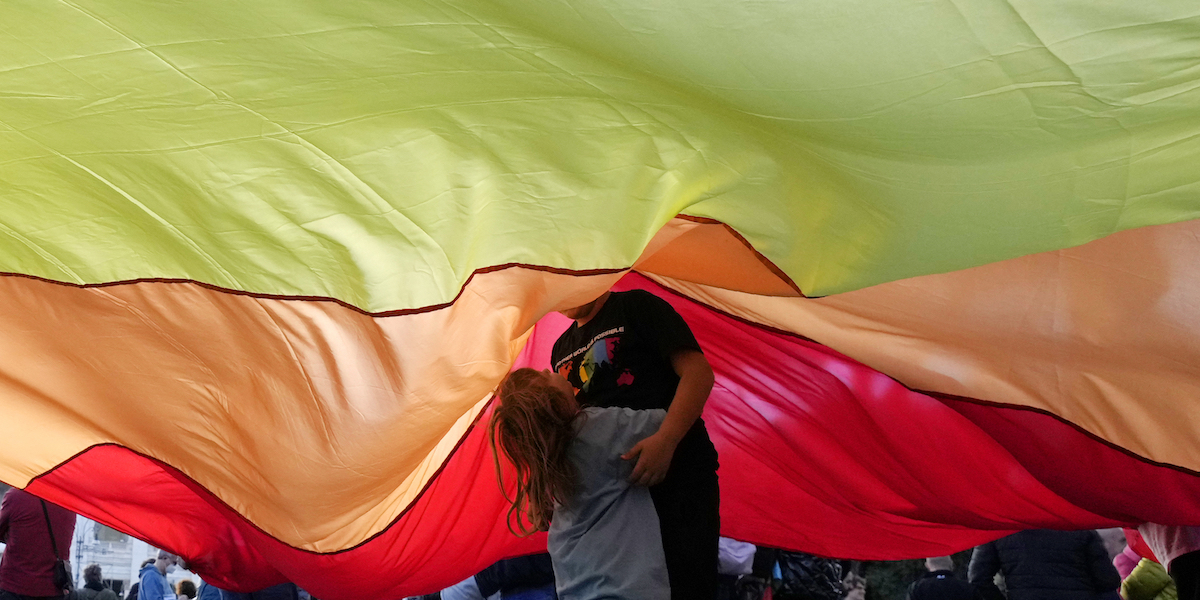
[1,0,1198,311]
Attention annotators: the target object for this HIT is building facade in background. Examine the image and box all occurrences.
[70,516,200,596]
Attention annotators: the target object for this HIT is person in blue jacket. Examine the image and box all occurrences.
[196,580,222,600]
[139,552,181,600]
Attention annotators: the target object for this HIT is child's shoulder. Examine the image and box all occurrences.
[582,405,634,416]
[578,406,630,434]
[577,406,665,439]
[581,405,652,421]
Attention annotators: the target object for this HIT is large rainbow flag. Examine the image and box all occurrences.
[2,0,1199,597]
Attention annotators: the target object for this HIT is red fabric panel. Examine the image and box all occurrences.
[27,429,547,598]
[652,279,1107,556]
[1125,528,1157,562]
[26,447,282,588]
[937,396,1200,527]
[20,273,1200,597]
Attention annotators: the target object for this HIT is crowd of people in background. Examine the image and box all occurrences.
[400,525,1199,600]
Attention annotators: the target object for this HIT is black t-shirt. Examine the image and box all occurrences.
[551,289,718,476]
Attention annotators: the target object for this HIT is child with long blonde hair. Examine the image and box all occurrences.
[490,367,670,600]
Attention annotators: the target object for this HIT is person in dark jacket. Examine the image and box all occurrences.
[774,549,845,600]
[968,529,1121,600]
[907,556,982,600]
[78,564,119,600]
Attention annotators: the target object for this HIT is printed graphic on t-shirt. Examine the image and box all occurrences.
[555,327,634,393]
[579,336,619,390]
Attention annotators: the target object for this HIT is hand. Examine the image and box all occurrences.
[621,432,677,486]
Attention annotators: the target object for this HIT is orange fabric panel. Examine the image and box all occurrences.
[636,217,802,297]
[0,268,620,551]
[646,219,1200,471]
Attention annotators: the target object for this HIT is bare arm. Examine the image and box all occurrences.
[623,349,714,486]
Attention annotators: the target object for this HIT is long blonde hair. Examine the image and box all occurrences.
[489,368,582,535]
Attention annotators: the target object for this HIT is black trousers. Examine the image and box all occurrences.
[650,468,721,600]
[1172,550,1200,600]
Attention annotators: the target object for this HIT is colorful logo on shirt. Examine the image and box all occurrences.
[556,328,637,394]
[578,337,618,392]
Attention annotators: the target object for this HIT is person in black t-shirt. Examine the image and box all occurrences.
[551,288,720,600]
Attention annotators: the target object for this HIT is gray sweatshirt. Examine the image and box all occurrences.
[548,406,670,600]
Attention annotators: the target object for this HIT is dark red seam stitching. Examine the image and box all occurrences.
[646,275,825,347]
[14,253,1193,555]
[674,214,807,297]
[923,390,1200,477]
[0,264,627,318]
[641,274,1200,478]
[1,217,805,310]
[20,394,500,556]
